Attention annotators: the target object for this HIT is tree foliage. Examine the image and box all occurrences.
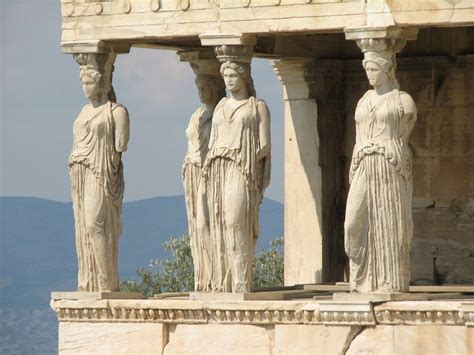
[253,237,284,289]
[120,235,194,296]
[121,235,284,297]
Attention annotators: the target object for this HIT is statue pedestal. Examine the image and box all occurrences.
[51,291,144,300]
[332,292,430,302]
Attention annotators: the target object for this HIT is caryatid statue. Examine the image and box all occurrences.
[200,45,271,293]
[69,53,130,292]
[181,53,226,292]
[344,38,417,293]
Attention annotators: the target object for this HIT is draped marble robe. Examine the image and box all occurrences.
[183,106,213,291]
[345,89,417,293]
[69,101,128,292]
[201,96,271,293]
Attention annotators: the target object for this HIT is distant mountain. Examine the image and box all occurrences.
[0,195,283,353]
[0,195,283,307]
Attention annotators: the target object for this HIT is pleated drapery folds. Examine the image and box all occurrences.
[69,102,124,292]
[345,89,416,293]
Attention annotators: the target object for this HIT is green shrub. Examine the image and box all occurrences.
[121,235,284,296]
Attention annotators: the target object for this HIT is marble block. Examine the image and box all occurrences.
[274,324,361,355]
[346,325,474,355]
[59,322,167,354]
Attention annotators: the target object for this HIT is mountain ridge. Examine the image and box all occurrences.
[0,195,283,307]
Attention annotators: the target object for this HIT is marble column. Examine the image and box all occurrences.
[271,59,324,285]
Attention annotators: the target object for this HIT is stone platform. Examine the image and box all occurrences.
[332,292,430,302]
[51,291,144,300]
[51,295,474,354]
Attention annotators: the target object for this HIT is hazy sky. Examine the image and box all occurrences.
[0,0,284,203]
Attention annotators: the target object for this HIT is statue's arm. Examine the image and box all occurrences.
[399,93,417,144]
[113,106,130,153]
[257,100,271,160]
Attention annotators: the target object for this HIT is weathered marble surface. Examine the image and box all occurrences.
[60,0,474,47]
[196,43,271,293]
[343,55,474,286]
[181,54,225,292]
[69,53,130,292]
[164,324,272,355]
[274,324,361,355]
[344,37,417,293]
[59,322,167,354]
[51,298,474,354]
[346,325,474,355]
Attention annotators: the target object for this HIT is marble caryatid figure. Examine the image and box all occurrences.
[345,39,417,293]
[200,45,271,293]
[69,53,130,292]
[183,60,225,292]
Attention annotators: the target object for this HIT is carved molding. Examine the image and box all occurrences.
[51,299,474,326]
[319,302,376,326]
[54,306,208,324]
[150,0,160,12]
[375,309,464,325]
[356,37,407,56]
[214,45,253,64]
[374,302,471,326]
[462,303,474,327]
[51,306,344,325]
[181,0,190,11]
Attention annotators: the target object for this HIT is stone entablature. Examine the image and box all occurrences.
[51,298,474,327]
[60,0,474,47]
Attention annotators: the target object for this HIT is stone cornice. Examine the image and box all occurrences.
[374,301,466,326]
[61,1,474,47]
[51,298,474,327]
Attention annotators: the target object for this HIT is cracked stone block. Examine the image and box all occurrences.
[346,325,474,355]
[274,324,361,355]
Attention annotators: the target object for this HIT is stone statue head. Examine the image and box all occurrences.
[220,61,257,98]
[74,53,117,102]
[195,74,226,105]
[362,51,400,90]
